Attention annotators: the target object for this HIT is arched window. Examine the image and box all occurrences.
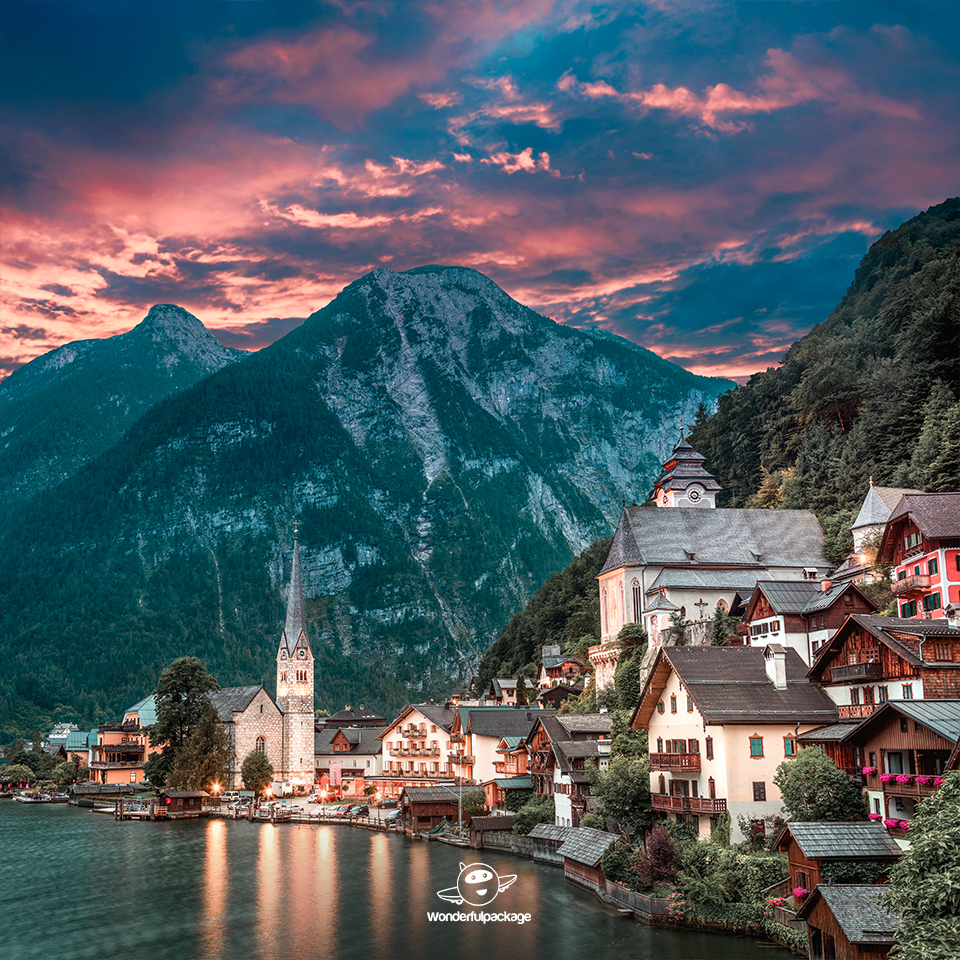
[632,579,642,622]
[256,736,266,754]
[717,598,729,614]
[680,605,687,619]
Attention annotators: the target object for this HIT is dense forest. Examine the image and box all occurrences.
[479,198,960,685]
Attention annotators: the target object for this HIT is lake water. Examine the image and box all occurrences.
[3,803,796,960]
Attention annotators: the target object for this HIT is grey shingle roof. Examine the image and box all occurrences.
[651,435,722,495]
[648,568,765,593]
[411,703,457,732]
[599,506,828,575]
[797,886,898,944]
[852,485,922,530]
[529,823,572,842]
[315,725,387,755]
[209,686,266,721]
[649,647,839,725]
[797,723,860,743]
[779,821,903,860]
[556,826,616,866]
[556,715,613,735]
[401,786,461,803]
[460,707,553,739]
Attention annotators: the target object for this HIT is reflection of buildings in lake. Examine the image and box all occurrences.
[201,818,227,957]
[368,832,393,955]
[255,824,281,958]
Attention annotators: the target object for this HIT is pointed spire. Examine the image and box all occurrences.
[282,524,309,655]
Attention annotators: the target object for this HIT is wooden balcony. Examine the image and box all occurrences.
[450,755,475,766]
[650,752,701,772]
[651,794,727,814]
[877,775,941,798]
[401,726,427,738]
[831,662,883,683]
[838,703,878,719]
[892,574,931,597]
[450,733,465,743]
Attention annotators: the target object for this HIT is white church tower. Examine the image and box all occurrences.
[277,524,315,791]
[650,430,722,508]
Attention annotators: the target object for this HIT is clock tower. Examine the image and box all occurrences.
[651,430,721,508]
[277,524,315,790]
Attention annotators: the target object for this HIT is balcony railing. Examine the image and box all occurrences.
[892,574,931,596]
[650,752,701,772]
[831,662,883,683]
[401,726,427,738]
[651,794,726,814]
[450,755,475,766]
[90,760,143,769]
[450,733,465,743]
[838,703,879,719]
[877,775,941,797]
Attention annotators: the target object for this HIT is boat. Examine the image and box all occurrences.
[14,791,51,803]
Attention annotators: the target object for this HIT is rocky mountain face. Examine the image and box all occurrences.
[0,304,244,515]
[0,267,731,732]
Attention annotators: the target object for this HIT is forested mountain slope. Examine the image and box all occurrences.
[0,266,729,737]
[688,198,960,530]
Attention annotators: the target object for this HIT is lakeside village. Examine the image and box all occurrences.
[5,438,960,959]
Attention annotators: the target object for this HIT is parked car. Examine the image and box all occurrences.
[378,799,398,808]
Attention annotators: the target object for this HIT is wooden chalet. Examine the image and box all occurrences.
[774,822,901,896]
[877,492,960,619]
[742,579,876,665]
[399,785,462,835]
[468,815,515,848]
[807,614,960,720]
[536,645,589,689]
[795,885,897,960]
[841,699,960,838]
[555,826,615,893]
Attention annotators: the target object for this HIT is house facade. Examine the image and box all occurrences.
[742,579,876,665]
[448,706,550,784]
[841,699,960,841]
[632,645,839,841]
[878,492,960,619]
[807,614,960,720]
[378,703,457,796]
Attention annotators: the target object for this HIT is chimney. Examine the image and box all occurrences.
[764,645,787,689]
[821,580,832,593]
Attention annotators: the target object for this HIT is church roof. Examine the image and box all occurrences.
[600,507,827,575]
[280,534,310,657]
[647,568,764,594]
[209,686,269,721]
[651,433,722,496]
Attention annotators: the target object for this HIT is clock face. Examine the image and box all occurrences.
[280,649,288,660]
[297,648,307,660]
[662,494,669,505]
[688,489,701,503]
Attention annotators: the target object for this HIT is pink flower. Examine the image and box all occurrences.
[861,766,877,776]
[915,775,932,786]
[899,820,910,830]
[793,887,808,900]
[880,773,896,783]
[895,774,912,784]
[868,813,882,821]
[935,777,944,786]
[883,818,899,829]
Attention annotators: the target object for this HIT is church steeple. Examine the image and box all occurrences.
[280,522,310,659]
[276,523,315,790]
[650,427,721,508]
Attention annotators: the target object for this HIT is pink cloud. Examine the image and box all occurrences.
[480,147,556,175]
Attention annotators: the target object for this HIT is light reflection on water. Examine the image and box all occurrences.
[3,804,796,960]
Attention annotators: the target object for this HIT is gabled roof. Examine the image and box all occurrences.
[325,707,387,726]
[457,706,552,739]
[852,485,923,530]
[556,826,616,866]
[124,694,158,726]
[651,434,722,496]
[540,654,588,671]
[209,686,271,721]
[401,785,460,803]
[808,615,960,679]
[599,507,828,575]
[381,703,457,738]
[796,722,860,744]
[315,725,387,755]
[633,647,839,728]
[746,579,875,620]
[496,736,524,752]
[841,699,960,748]
[553,739,602,774]
[795,885,897,944]
[556,714,613,736]
[775,821,902,861]
[879,492,960,560]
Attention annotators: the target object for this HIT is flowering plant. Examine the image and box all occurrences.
[899,820,910,831]
[884,818,900,829]
[861,766,877,776]
[793,887,809,901]
[914,775,932,786]
[879,773,896,783]
[935,777,944,786]
[868,812,882,821]
[895,774,912,784]
[667,896,694,921]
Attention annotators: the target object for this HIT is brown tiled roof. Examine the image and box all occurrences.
[634,646,838,727]
[879,492,960,560]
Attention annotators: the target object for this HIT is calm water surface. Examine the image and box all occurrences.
[3,803,796,960]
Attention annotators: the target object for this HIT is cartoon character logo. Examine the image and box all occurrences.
[436,861,517,906]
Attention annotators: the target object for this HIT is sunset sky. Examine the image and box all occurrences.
[1,1,957,382]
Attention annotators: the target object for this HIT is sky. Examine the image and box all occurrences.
[1,1,957,383]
